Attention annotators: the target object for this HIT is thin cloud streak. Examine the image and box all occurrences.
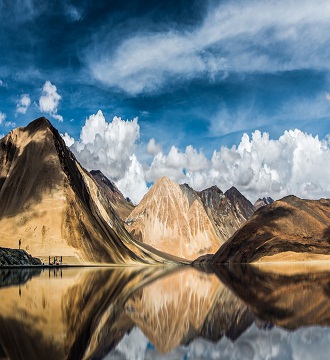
[85,0,330,95]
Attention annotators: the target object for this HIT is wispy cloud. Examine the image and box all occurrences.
[64,4,83,22]
[16,94,31,114]
[39,81,63,121]
[0,111,15,128]
[1,0,46,24]
[0,112,6,125]
[85,0,330,95]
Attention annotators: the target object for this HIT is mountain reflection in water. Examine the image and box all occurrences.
[1,265,330,359]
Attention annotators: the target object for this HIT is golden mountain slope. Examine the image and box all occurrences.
[125,177,222,260]
[0,118,183,265]
[126,178,254,260]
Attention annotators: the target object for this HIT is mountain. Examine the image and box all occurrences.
[0,117,183,265]
[208,196,330,263]
[125,178,255,260]
[224,186,255,220]
[254,196,274,210]
[90,169,134,221]
[198,185,253,241]
[125,177,222,260]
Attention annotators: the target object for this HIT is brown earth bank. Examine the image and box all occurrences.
[203,195,330,264]
[0,117,184,265]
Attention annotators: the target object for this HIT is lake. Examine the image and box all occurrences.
[1,263,330,359]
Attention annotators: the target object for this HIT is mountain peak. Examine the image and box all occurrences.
[126,177,221,260]
[201,185,224,195]
[25,117,53,133]
[154,176,176,188]
[225,186,254,219]
[225,186,240,196]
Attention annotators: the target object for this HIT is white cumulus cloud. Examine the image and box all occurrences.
[145,129,330,202]
[16,94,31,114]
[147,138,162,156]
[61,132,75,147]
[70,110,147,204]
[68,111,330,204]
[39,81,63,121]
[146,145,209,184]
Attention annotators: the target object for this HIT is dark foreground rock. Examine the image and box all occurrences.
[0,248,42,266]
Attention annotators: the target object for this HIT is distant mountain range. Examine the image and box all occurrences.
[253,196,274,210]
[125,177,254,260]
[1,117,329,264]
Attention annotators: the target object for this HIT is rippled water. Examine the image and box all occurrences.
[1,264,330,359]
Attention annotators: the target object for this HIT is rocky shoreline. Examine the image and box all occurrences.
[0,247,42,266]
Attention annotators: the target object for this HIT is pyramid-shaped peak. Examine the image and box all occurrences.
[225,186,240,196]
[225,186,254,219]
[202,185,224,194]
[153,176,177,188]
[25,117,53,133]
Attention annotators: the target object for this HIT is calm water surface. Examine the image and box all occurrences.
[1,264,330,359]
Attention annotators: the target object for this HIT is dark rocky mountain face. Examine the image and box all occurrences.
[198,185,253,243]
[208,195,330,263]
[0,117,181,265]
[224,186,255,220]
[90,169,134,222]
[254,196,274,210]
[198,185,226,213]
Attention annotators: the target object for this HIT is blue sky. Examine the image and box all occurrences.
[1,0,330,202]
